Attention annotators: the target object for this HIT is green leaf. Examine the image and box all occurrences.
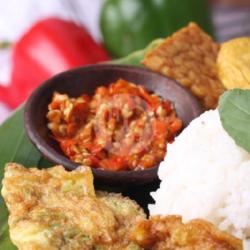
[112,38,163,66]
[0,106,51,188]
[219,89,250,153]
[0,197,17,250]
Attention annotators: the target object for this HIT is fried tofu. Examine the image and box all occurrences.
[142,22,225,109]
[217,37,250,90]
[130,215,243,250]
[1,163,145,250]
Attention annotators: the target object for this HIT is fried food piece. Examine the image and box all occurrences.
[142,22,225,109]
[97,192,145,249]
[1,163,145,250]
[130,216,243,250]
[217,37,250,90]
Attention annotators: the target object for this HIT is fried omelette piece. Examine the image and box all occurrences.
[142,22,225,109]
[1,163,145,250]
[97,192,145,250]
[130,215,242,250]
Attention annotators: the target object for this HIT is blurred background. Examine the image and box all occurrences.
[0,0,249,123]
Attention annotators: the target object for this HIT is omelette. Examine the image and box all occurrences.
[1,163,145,250]
[130,216,242,250]
[1,163,243,250]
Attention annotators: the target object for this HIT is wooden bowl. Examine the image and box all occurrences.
[24,64,203,187]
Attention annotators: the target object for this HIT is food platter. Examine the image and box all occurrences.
[1,22,250,249]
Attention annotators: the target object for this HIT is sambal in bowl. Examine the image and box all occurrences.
[24,64,202,186]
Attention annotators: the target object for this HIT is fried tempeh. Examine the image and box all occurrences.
[142,22,225,109]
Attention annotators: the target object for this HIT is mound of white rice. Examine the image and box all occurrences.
[149,110,250,239]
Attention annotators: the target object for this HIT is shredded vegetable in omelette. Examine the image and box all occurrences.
[1,163,145,250]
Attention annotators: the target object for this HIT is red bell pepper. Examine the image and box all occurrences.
[0,17,110,109]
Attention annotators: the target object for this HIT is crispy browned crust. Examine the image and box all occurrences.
[130,215,243,250]
[1,163,144,250]
[142,22,225,109]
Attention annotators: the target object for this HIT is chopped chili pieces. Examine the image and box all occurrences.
[47,79,182,171]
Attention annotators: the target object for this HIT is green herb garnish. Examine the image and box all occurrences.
[219,89,250,153]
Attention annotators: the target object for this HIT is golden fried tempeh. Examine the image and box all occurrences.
[142,22,225,109]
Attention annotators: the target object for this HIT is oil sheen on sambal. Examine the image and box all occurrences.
[47,79,182,171]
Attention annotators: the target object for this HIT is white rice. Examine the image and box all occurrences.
[149,110,250,240]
